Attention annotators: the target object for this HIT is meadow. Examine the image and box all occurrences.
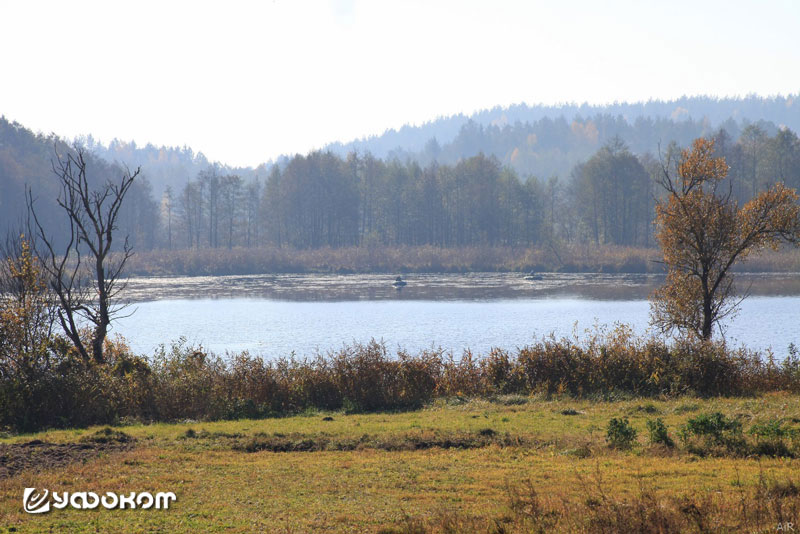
[1,394,800,533]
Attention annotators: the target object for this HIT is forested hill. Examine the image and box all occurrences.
[76,136,258,198]
[0,120,155,254]
[10,95,796,200]
[324,95,799,179]
[2,94,800,265]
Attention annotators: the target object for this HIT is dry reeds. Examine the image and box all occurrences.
[2,326,798,432]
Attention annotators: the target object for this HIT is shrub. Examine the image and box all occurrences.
[606,417,637,449]
[396,350,441,409]
[646,418,674,447]
[684,412,742,441]
[3,323,800,432]
[484,348,522,394]
[749,419,798,458]
[749,419,796,440]
[681,412,746,456]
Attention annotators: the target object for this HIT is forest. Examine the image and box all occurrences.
[1,95,799,264]
[167,123,800,253]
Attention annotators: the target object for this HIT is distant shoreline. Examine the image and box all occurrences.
[124,245,800,277]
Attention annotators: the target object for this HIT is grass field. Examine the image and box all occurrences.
[2,394,799,533]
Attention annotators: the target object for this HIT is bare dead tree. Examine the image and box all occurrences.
[27,147,139,363]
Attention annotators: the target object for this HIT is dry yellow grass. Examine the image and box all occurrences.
[1,394,799,532]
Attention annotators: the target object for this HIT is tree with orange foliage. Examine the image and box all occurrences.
[0,235,56,376]
[651,138,800,340]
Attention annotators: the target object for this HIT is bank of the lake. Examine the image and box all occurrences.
[125,245,800,276]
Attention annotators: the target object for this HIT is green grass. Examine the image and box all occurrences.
[1,393,799,532]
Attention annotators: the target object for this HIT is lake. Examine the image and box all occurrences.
[114,273,800,358]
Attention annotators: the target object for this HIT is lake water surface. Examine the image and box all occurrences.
[114,273,800,358]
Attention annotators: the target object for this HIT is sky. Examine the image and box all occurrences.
[1,0,799,167]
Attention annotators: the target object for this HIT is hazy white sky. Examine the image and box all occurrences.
[1,0,799,167]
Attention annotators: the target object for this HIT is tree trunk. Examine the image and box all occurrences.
[701,296,713,340]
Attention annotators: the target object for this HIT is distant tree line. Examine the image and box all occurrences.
[2,115,799,254]
[169,124,800,251]
[174,152,548,250]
